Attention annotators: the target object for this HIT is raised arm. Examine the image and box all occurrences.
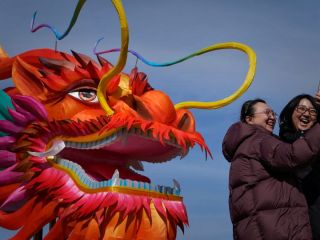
[260,123,320,170]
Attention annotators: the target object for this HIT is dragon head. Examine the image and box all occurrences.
[0,1,256,239]
[0,47,209,239]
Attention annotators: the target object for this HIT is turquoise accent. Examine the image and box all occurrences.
[0,90,14,136]
[0,90,14,121]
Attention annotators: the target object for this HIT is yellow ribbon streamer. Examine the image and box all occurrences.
[174,42,256,110]
[97,0,129,115]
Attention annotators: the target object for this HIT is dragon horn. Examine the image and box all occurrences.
[0,46,9,58]
[174,42,256,110]
[97,0,129,116]
[0,45,15,80]
[97,55,113,69]
[71,50,99,69]
[39,57,76,71]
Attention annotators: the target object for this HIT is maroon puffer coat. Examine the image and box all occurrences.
[222,122,320,240]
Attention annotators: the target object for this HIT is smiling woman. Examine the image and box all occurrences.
[241,99,276,132]
[279,94,320,240]
[279,94,319,141]
[292,100,317,131]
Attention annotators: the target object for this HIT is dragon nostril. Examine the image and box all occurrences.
[133,96,152,120]
[177,112,195,132]
[177,113,189,130]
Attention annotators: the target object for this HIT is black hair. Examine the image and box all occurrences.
[240,98,266,122]
[279,94,320,142]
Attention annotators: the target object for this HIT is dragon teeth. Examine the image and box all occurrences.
[173,178,181,191]
[64,132,119,150]
[30,125,184,162]
[111,169,120,186]
[112,169,120,179]
[28,140,65,158]
[55,159,181,196]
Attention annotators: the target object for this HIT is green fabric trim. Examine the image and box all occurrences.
[0,90,14,136]
[0,90,14,121]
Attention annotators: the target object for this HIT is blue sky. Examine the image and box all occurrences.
[1,0,320,239]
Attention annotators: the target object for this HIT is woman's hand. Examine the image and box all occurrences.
[315,91,320,105]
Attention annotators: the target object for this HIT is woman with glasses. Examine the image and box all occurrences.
[279,94,320,240]
[222,98,320,240]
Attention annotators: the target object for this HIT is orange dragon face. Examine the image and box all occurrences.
[0,48,209,239]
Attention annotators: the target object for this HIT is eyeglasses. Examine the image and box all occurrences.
[254,109,277,118]
[295,105,317,116]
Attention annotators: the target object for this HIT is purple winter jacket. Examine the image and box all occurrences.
[222,122,320,240]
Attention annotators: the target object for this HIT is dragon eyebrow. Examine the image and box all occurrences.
[43,79,98,105]
[63,79,98,92]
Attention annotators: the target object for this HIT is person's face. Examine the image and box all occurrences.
[292,98,317,131]
[246,102,276,132]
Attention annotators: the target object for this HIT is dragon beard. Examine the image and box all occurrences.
[0,94,209,240]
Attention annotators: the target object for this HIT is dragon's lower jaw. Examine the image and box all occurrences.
[49,157,182,200]
[0,163,188,239]
[30,166,188,224]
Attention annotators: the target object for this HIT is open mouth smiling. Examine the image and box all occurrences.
[299,117,311,125]
[266,119,275,129]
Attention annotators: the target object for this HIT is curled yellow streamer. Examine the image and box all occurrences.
[96,3,256,113]
[174,42,256,110]
[97,0,128,115]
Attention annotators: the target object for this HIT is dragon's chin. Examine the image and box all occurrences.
[5,163,188,239]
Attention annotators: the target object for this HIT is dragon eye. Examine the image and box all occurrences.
[68,89,98,103]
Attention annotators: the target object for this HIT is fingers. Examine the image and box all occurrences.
[315,92,320,105]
